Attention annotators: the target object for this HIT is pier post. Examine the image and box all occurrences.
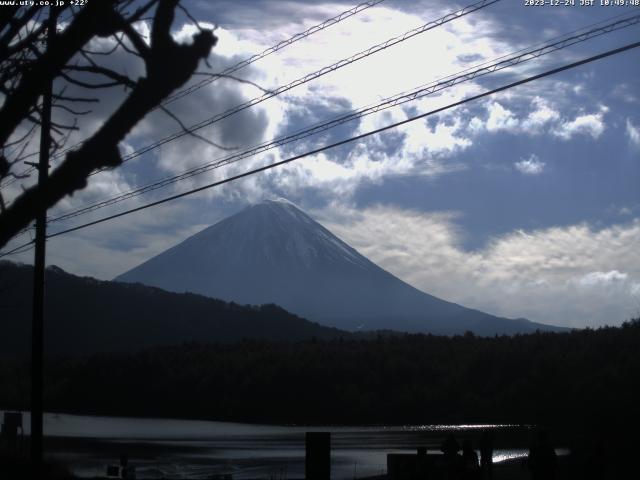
[305,432,330,480]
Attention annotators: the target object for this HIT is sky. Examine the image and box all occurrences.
[3,0,640,329]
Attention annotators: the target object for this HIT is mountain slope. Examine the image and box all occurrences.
[0,261,346,357]
[116,199,564,335]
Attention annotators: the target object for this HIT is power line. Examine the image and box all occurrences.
[45,12,640,225]
[0,0,388,190]
[1,153,42,190]
[161,0,388,106]
[82,0,501,176]
[11,0,631,196]
[33,41,638,242]
[0,173,30,189]
[2,40,638,258]
[0,239,35,259]
[37,0,390,166]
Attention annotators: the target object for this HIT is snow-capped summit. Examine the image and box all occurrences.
[115,199,562,335]
[259,196,300,208]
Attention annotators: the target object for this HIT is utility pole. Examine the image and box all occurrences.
[29,7,56,477]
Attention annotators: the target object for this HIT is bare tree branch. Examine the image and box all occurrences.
[120,22,150,58]
[0,0,217,249]
[12,132,37,164]
[51,118,78,156]
[127,0,160,24]
[3,123,38,149]
[59,70,131,90]
[52,93,100,103]
[177,3,207,33]
[52,104,92,116]
[63,64,137,89]
[193,71,273,94]
[159,105,238,151]
[0,22,47,63]
[0,6,41,61]
[0,156,31,180]
[0,2,123,147]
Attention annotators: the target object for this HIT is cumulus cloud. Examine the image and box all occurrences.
[322,205,640,328]
[514,154,545,175]
[469,102,520,133]
[485,101,519,132]
[51,169,135,214]
[9,1,517,216]
[467,97,612,144]
[264,120,469,202]
[401,117,472,158]
[554,108,607,140]
[141,2,506,202]
[51,4,499,211]
[469,95,563,137]
[626,118,640,148]
[521,97,560,132]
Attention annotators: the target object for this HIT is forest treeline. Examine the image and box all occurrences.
[1,319,638,431]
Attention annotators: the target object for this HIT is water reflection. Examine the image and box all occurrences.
[3,411,556,479]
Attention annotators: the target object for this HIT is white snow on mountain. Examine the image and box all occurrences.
[116,199,565,335]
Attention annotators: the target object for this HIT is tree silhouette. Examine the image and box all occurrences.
[0,0,217,249]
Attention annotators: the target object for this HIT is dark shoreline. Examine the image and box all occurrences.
[2,414,569,479]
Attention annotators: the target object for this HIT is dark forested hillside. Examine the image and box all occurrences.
[2,320,638,477]
[0,261,346,356]
[1,320,638,430]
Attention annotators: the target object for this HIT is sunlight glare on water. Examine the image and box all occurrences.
[2,411,563,479]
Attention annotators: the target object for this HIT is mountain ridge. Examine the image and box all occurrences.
[0,260,347,357]
[116,199,566,335]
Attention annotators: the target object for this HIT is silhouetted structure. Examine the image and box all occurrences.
[479,431,493,479]
[387,447,434,480]
[104,455,137,480]
[462,439,479,479]
[441,434,461,459]
[567,434,607,480]
[305,432,330,480]
[1,412,22,439]
[527,430,557,480]
[583,437,606,480]
[441,434,462,479]
[0,412,24,456]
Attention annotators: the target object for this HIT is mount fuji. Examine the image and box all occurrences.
[115,199,564,335]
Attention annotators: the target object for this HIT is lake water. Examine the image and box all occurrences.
[4,411,550,479]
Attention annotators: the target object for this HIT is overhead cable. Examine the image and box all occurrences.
[0,0,389,189]
[62,0,501,180]
[46,13,640,225]
[3,40,638,258]
[35,41,639,244]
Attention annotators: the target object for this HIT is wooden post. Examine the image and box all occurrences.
[30,7,56,477]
